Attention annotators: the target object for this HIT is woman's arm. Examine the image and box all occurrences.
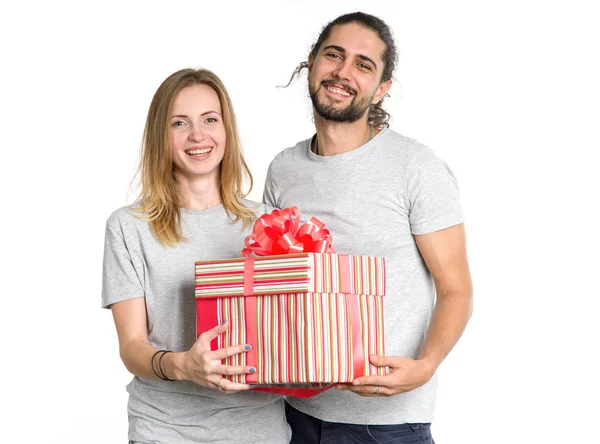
[111,297,255,392]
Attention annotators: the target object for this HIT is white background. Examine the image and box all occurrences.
[1,1,599,442]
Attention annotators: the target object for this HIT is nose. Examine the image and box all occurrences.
[188,126,206,142]
[332,58,352,80]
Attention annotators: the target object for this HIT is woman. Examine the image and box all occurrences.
[102,68,290,443]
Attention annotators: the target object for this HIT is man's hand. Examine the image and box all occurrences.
[335,354,435,397]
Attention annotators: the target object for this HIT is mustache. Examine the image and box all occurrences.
[320,80,357,95]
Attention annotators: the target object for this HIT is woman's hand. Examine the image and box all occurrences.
[172,320,256,392]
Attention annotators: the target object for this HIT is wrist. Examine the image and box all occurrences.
[164,351,186,381]
[150,350,177,381]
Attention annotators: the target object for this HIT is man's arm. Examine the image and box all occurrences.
[336,223,473,397]
[414,223,473,371]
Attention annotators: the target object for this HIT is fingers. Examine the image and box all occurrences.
[369,354,386,366]
[195,345,254,379]
[197,360,254,379]
[351,375,388,387]
[197,320,230,344]
[196,323,252,361]
[335,383,393,397]
[209,343,252,361]
[214,377,251,393]
[215,363,256,376]
[369,354,401,367]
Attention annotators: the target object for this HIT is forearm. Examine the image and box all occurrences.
[119,338,184,381]
[115,320,253,392]
[417,288,473,373]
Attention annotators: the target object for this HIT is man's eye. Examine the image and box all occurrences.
[358,63,372,71]
[326,53,341,60]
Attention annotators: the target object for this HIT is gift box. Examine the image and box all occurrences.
[195,208,386,397]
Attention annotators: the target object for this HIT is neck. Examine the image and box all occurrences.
[313,114,375,157]
[175,172,221,210]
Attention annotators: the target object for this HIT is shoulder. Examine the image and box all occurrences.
[378,128,448,169]
[268,138,311,170]
[377,128,431,159]
[105,203,147,235]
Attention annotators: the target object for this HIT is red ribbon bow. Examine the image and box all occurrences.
[240,206,341,398]
[242,206,335,257]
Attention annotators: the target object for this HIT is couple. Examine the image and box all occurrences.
[102,12,473,444]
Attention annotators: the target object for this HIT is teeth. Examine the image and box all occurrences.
[186,148,212,156]
[328,86,351,96]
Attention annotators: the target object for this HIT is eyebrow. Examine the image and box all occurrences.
[322,45,378,70]
[171,111,221,118]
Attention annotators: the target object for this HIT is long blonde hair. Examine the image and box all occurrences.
[134,68,255,246]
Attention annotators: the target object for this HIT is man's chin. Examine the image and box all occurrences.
[314,104,367,123]
[313,101,349,120]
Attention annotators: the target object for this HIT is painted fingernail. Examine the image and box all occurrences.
[244,344,252,351]
[220,320,227,325]
[249,384,256,388]
[249,367,256,373]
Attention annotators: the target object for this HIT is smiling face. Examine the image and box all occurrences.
[308,22,391,123]
[169,84,226,182]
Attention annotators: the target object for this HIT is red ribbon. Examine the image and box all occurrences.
[241,206,342,397]
[242,206,335,257]
[243,257,255,296]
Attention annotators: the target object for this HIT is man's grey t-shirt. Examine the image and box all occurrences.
[102,201,290,444]
[263,128,463,425]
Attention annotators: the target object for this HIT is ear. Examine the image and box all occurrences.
[307,54,314,73]
[372,79,392,104]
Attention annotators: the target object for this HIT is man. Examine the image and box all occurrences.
[263,12,473,444]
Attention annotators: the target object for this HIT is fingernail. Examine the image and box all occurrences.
[220,320,227,325]
[249,384,256,388]
[249,367,256,373]
[244,344,252,351]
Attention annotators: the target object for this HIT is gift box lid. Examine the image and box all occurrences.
[195,252,385,298]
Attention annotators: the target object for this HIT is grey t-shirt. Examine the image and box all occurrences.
[102,200,290,444]
[263,128,463,425]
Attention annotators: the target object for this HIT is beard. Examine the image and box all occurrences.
[309,80,374,123]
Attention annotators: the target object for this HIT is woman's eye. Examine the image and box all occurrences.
[206,117,218,123]
[171,120,185,127]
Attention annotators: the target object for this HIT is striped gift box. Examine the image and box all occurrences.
[195,253,386,389]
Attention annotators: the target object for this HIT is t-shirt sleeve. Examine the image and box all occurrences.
[407,148,464,235]
[101,221,145,308]
[262,161,279,209]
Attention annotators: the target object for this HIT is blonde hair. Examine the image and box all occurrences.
[134,68,255,246]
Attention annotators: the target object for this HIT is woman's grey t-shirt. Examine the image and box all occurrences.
[102,200,290,443]
[263,128,464,425]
